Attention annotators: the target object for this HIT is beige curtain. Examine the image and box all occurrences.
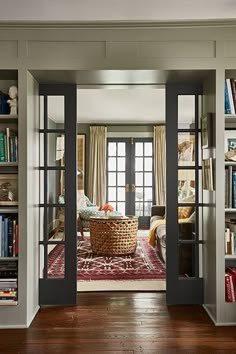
[154,126,166,205]
[88,126,107,206]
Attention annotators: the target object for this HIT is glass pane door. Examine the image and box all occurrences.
[39,84,77,305]
[134,139,154,226]
[166,83,203,304]
[107,138,154,227]
[107,139,129,216]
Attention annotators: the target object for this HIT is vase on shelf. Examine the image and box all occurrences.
[104,210,108,218]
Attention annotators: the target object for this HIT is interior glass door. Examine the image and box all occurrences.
[166,83,203,304]
[107,139,130,216]
[39,84,77,305]
[133,138,154,226]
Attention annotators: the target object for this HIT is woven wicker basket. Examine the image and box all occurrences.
[90,216,138,256]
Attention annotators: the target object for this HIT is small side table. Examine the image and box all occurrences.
[90,216,138,256]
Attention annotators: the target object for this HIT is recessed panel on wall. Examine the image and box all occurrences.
[138,41,215,58]
[224,41,236,57]
[0,41,18,59]
[27,41,106,59]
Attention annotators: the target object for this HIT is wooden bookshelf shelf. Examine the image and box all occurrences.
[0,115,17,119]
[225,208,236,213]
[225,114,236,118]
[0,303,17,306]
[225,162,236,166]
[0,208,18,213]
[0,202,18,207]
[225,255,236,260]
[0,163,18,167]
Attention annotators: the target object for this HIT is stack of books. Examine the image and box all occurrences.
[0,278,17,305]
[0,216,18,257]
[0,260,17,305]
[225,267,236,302]
[225,78,236,114]
[0,128,18,162]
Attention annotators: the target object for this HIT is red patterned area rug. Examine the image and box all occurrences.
[48,236,166,284]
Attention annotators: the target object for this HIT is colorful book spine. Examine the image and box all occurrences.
[0,216,2,257]
[225,168,229,208]
[1,221,4,257]
[7,219,13,257]
[228,166,233,208]
[0,131,6,162]
[4,218,8,257]
[225,80,232,114]
[225,274,233,302]
[230,79,236,111]
[226,79,235,114]
[232,171,236,208]
[15,223,18,257]
[226,267,236,297]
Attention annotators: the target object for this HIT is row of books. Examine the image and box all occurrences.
[225,78,236,115]
[0,129,18,162]
[0,260,17,278]
[0,278,17,305]
[225,166,236,208]
[0,216,18,257]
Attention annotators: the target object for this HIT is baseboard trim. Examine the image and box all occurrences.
[203,304,217,325]
[26,305,40,328]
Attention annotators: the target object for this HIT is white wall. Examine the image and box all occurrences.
[0,0,236,21]
[26,72,40,326]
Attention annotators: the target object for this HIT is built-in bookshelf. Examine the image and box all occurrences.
[224,76,236,303]
[0,79,18,306]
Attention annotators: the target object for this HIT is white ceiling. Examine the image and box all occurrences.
[0,0,236,21]
[77,88,165,124]
[47,87,195,124]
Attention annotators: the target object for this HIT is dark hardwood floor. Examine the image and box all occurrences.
[1,292,236,354]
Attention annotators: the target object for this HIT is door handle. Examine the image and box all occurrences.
[132,184,136,192]
[125,184,130,192]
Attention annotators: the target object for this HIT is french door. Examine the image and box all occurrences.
[39,84,77,305]
[166,83,203,304]
[107,138,154,227]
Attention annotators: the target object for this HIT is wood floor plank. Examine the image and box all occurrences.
[0,292,236,354]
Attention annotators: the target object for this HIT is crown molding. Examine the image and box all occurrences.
[0,19,236,29]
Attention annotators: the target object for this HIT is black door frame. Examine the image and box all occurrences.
[166,83,204,304]
[39,84,77,305]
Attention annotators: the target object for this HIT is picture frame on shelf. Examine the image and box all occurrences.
[0,174,18,205]
[202,158,214,191]
[201,113,212,149]
[225,130,236,161]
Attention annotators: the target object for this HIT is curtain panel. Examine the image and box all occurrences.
[88,126,107,206]
[154,126,166,205]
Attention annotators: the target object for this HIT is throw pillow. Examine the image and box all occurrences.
[178,206,193,219]
[150,215,164,224]
[85,196,96,207]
